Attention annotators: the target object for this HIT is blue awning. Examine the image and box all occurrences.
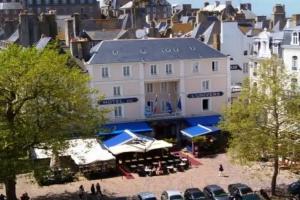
[181,124,220,138]
[101,121,153,135]
[185,115,221,126]
[103,130,135,148]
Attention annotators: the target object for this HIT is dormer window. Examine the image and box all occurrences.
[292,32,299,45]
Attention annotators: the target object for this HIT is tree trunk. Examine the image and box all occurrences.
[5,176,17,200]
[271,155,279,195]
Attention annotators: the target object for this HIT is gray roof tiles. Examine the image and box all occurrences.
[88,38,226,65]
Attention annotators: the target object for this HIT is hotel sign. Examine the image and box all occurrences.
[98,97,138,105]
[187,91,224,98]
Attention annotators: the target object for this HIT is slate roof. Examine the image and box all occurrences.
[85,30,121,41]
[88,38,226,65]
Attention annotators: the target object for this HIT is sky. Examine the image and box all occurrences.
[168,0,299,17]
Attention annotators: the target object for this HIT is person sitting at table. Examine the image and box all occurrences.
[151,166,156,176]
[145,165,151,176]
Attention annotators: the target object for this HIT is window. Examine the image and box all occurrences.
[202,99,209,111]
[243,63,249,74]
[212,61,218,71]
[27,0,33,5]
[150,64,157,75]
[36,0,41,4]
[292,32,299,45]
[147,101,154,113]
[202,80,209,91]
[113,86,121,96]
[70,0,75,4]
[166,64,172,74]
[292,56,298,70]
[123,66,130,77]
[80,0,85,4]
[161,82,167,92]
[101,67,109,78]
[243,50,248,56]
[291,78,297,90]
[114,106,122,118]
[192,62,199,73]
[146,83,153,93]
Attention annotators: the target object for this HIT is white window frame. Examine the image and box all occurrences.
[202,99,210,111]
[113,86,121,97]
[166,64,172,75]
[292,32,299,45]
[113,106,123,118]
[212,61,218,72]
[101,66,109,78]
[202,80,210,91]
[292,56,298,70]
[243,63,249,74]
[192,62,199,73]
[161,82,167,92]
[123,65,131,77]
[150,64,157,75]
[146,83,153,93]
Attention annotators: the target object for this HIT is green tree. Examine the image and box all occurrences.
[220,57,300,195]
[0,45,106,200]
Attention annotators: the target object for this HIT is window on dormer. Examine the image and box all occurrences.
[292,32,299,45]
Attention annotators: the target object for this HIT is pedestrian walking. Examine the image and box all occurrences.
[91,184,96,195]
[218,164,224,177]
[78,185,84,200]
[96,182,102,195]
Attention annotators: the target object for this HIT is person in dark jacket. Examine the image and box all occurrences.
[91,184,96,195]
[96,182,102,195]
[219,164,224,177]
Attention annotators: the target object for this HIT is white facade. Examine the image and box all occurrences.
[86,38,231,123]
[220,21,252,87]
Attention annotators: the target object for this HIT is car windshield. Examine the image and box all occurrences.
[213,189,228,197]
[170,195,183,200]
[240,187,253,195]
[145,198,157,200]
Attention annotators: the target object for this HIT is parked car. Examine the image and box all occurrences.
[203,185,229,200]
[161,190,184,200]
[228,183,261,200]
[136,192,157,200]
[288,180,300,198]
[184,188,207,200]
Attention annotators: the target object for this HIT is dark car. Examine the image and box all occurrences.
[288,180,300,197]
[228,183,261,200]
[203,185,229,200]
[184,188,207,200]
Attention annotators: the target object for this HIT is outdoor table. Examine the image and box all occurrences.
[146,157,152,160]
[161,161,167,164]
[162,155,168,158]
[132,159,137,162]
[138,164,144,167]
[138,158,144,161]
[174,159,181,163]
[152,161,158,165]
[167,160,174,163]
[167,166,173,169]
[154,156,160,159]
[125,160,131,163]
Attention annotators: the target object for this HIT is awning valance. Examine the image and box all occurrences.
[100,121,153,135]
[185,115,221,126]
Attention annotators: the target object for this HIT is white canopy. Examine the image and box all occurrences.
[145,140,173,152]
[33,138,115,166]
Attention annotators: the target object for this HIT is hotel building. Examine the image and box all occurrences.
[86,38,230,137]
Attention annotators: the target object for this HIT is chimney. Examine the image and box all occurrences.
[240,3,252,11]
[213,33,220,50]
[285,19,292,29]
[225,1,232,6]
[292,14,300,26]
[19,12,40,47]
[204,2,209,7]
[214,1,220,7]
[72,13,81,37]
[65,19,73,47]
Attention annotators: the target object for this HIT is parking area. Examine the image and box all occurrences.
[1,153,299,199]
